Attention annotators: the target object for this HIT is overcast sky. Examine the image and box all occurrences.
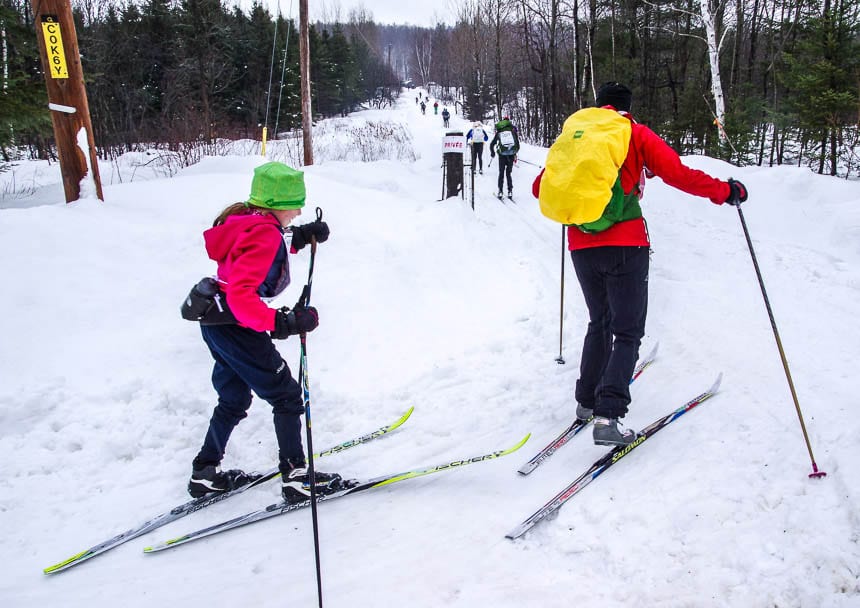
[233,0,454,27]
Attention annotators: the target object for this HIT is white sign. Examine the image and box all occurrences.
[442,133,466,154]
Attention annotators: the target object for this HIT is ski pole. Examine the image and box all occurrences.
[298,206,326,606]
[556,225,566,364]
[735,205,825,479]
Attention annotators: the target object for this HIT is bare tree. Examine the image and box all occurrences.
[413,29,433,86]
[483,0,516,118]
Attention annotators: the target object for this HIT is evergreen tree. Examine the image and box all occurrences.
[783,2,859,175]
[0,1,52,160]
[224,4,277,138]
[327,25,358,116]
[311,26,338,118]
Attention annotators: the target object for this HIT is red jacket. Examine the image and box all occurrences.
[532,107,731,250]
[203,212,288,332]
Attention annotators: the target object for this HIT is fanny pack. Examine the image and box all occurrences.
[180,277,237,326]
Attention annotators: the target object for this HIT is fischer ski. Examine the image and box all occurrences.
[43,407,414,574]
[144,434,531,553]
[507,374,721,540]
[517,343,658,476]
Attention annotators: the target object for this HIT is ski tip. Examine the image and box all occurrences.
[394,406,416,427]
[646,342,659,359]
[504,525,528,540]
[143,536,183,553]
[43,549,89,574]
[709,373,723,395]
[496,434,531,456]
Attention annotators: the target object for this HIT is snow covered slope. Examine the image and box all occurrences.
[1,92,858,607]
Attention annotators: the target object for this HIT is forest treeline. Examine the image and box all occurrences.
[413,0,859,177]
[0,0,399,163]
[0,0,857,176]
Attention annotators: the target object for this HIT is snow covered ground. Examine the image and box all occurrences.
[1,92,859,607]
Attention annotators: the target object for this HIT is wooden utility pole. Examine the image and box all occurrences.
[299,0,313,166]
[31,0,103,203]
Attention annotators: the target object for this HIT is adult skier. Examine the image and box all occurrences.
[467,121,489,174]
[532,82,748,446]
[489,116,520,198]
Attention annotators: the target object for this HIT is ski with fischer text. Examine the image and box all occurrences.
[43,407,414,574]
[144,434,531,553]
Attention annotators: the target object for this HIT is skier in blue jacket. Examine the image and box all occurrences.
[467,122,489,174]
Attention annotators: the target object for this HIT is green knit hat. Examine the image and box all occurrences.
[246,162,306,209]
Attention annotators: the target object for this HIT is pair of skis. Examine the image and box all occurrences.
[507,372,723,539]
[143,434,530,553]
[44,406,529,572]
[44,407,414,574]
[516,343,658,476]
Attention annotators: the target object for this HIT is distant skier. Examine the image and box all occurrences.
[489,116,520,198]
[441,107,451,128]
[182,162,345,503]
[420,101,426,115]
[467,121,489,174]
[433,101,439,115]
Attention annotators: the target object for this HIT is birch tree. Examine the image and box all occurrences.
[699,0,728,139]
[644,0,731,141]
[413,30,433,86]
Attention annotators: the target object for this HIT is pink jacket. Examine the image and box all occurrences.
[203,212,287,332]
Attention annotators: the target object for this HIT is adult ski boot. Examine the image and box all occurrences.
[593,417,639,446]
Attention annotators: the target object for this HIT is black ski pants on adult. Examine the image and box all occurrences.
[195,324,306,475]
[471,143,484,171]
[497,154,514,193]
[571,245,649,419]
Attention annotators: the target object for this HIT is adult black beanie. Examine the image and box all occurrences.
[596,82,633,112]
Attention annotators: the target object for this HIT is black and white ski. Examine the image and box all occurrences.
[144,434,531,553]
[517,343,659,476]
[506,374,721,539]
[43,407,414,574]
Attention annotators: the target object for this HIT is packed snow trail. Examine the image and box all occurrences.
[1,90,858,607]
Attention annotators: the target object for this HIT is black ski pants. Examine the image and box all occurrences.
[471,143,484,171]
[497,155,514,193]
[571,245,649,419]
[195,324,306,475]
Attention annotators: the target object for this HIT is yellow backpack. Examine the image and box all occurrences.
[539,108,635,231]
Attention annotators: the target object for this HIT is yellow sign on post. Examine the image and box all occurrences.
[41,16,68,79]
